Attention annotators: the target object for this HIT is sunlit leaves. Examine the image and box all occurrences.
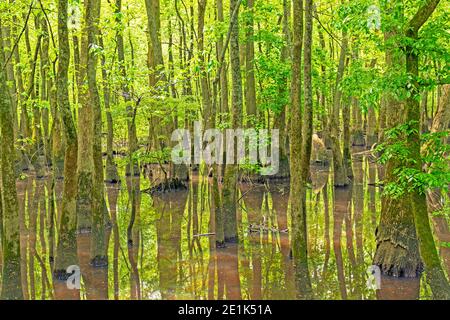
[377,123,450,197]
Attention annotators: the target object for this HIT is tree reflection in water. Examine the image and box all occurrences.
[6,152,449,300]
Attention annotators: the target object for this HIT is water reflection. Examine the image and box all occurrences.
[5,150,449,300]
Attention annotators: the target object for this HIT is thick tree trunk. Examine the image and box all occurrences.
[405,0,450,298]
[374,12,422,279]
[0,19,23,300]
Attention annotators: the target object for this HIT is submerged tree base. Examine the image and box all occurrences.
[145,178,188,194]
[216,240,226,249]
[53,269,73,281]
[374,240,423,278]
[90,256,108,268]
[225,236,238,243]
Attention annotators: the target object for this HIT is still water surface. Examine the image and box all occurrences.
[10,150,450,300]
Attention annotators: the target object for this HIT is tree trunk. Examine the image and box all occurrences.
[290,0,313,298]
[374,9,422,280]
[329,28,348,187]
[223,0,243,243]
[245,0,257,120]
[99,33,119,183]
[198,0,213,129]
[88,0,109,267]
[53,0,79,294]
[405,0,450,298]
[0,18,23,300]
[76,0,95,232]
[213,0,227,247]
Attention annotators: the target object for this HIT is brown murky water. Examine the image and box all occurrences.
[8,150,450,300]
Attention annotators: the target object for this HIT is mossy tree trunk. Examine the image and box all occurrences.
[53,0,79,290]
[374,5,422,278]
[329,27,348,187]
[99,30,119,183]
[213,0,227,247]
[76,0,95,232]
[404,0,450,299]
[223,0,243,243]
[245,0,257,120]
[289,0,314,298]
[88,0,109,267]
[0,18,23,300]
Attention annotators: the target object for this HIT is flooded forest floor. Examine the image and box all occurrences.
[6,147,450,300]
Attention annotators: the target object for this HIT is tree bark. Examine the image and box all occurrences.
[0,18,23,300]
[245,0,257,120]
[405,0,450,299]
[223,0,243,243]
[329,28,348,187]
[53,0,79,293]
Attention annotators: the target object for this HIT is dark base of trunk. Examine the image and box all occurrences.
[333,180,349,188]
[125,172,140,177]
[33,155,48,179]
[173,164,189,181]
[53,269,73,281]
[52,158,65,179]
[239,157,291,182]
[225,236,238,243]
[104,178,120,184]
[216,241,226,249]
[76,227,92,235]
[90,256,108,268]
[352,131,366,146]
[145,178,188,194]
[310,159,330,166]
[106,163,120,183]
[125,163,140,177]
[16,152,31,174]
[373,240,423,278]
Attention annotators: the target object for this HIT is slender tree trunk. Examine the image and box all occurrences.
[351,44,365,147]
[289,0,313,298]
[329,27,348,187]
[273,0,291,178]
[88,0,109,267]
[245,0,257,120]
[343,96,353,178]
[76,0,95,232]
[223,0,243,243]
[99,33,119,183]
[198,0,213,129]
[213,0,227,247]
[53,0,79,294]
